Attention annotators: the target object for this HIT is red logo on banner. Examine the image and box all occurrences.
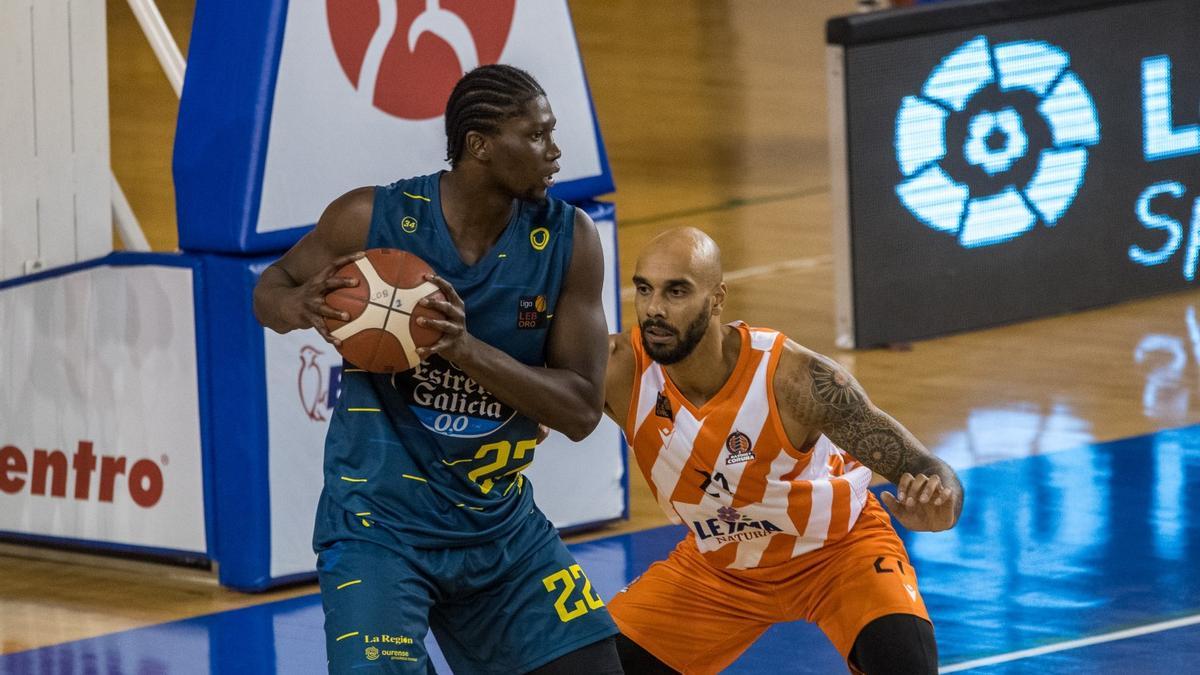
[0,441,164,508]
[298,345,328,422]
[326,0,517,120]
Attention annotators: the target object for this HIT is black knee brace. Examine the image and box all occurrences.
[526,636,625,675]
[849,613,938,675]
[613,632,678,674]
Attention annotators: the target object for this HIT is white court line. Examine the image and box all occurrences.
[939,612,1200,673]
[619,254,832,301]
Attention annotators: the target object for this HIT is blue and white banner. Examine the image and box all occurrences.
[175,0,612,254]
[0,257,207,556]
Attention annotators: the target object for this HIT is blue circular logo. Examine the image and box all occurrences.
[894,36,1101,248]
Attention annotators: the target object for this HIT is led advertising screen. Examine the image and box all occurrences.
[827,0,1199,347]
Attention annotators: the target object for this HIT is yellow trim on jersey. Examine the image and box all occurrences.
[336,632,360,642]
[340,476,367,483]
[500,462,534,497]
[344,368,366,373]
[336,580,362,590]
[402,474,427,483]
[347,407,380,412]
[402,191,431,202]
[456,503,485,511]
[441,457,473,466]
[500,463,533,477]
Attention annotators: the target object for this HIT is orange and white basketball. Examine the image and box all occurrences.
[324,249,446,373]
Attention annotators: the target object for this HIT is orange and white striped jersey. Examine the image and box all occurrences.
[624,322,873,570]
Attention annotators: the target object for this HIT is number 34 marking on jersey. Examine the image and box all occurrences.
[542,564,605,623]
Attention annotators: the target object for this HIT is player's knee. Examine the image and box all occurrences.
[850,613,937,675]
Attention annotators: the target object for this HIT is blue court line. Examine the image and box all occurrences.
[2,425,1199,673]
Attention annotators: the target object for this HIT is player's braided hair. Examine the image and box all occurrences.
[445,64,545,166]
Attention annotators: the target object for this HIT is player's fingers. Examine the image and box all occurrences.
[905,474,928,506]
[422,273,449,294]
[322,275,358,290]
[417,337,454,358]
[315,303,350,321]
[312,319,341,348]
[420,297,458,317]
[425,274,464,306]
[880,491,902,512]
[305,300,346,325]
[440,278,465,306]
[896,473,914,502]
[417,317,461,335]
[933,486,953,507]
[325,251,366,276]
[917,475,942,504]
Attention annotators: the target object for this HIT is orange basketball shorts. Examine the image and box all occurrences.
[607,495,930,674]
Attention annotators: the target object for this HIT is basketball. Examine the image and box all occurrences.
[324,248,446,373]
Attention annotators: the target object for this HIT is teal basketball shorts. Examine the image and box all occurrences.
[316,509,617,674]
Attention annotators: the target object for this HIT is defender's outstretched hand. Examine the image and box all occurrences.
[880,473,958,532]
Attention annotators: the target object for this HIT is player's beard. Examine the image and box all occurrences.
[640,301,711,365]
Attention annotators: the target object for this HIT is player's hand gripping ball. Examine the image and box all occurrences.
[323,249,446,373]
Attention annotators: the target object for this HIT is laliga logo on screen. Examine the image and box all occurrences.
[894,36,1100,248]
[325,0,517,120]
[1130,56,1200,281]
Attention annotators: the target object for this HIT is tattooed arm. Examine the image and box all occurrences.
[776,343,963,532]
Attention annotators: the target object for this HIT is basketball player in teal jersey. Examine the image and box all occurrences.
[253,65,621,674]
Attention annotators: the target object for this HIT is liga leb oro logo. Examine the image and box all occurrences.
[325,0,517,120]
[725,430,754,465]
[517,295,548,329]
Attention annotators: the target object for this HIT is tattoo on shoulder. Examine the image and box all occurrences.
[808,358,864,413]
[804,357,908,477]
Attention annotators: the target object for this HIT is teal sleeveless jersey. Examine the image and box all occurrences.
[316,172,577,548]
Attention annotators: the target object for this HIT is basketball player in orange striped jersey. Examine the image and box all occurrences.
[603,227,963,674]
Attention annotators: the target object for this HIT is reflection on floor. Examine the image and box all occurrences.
[3,425,1198,674]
